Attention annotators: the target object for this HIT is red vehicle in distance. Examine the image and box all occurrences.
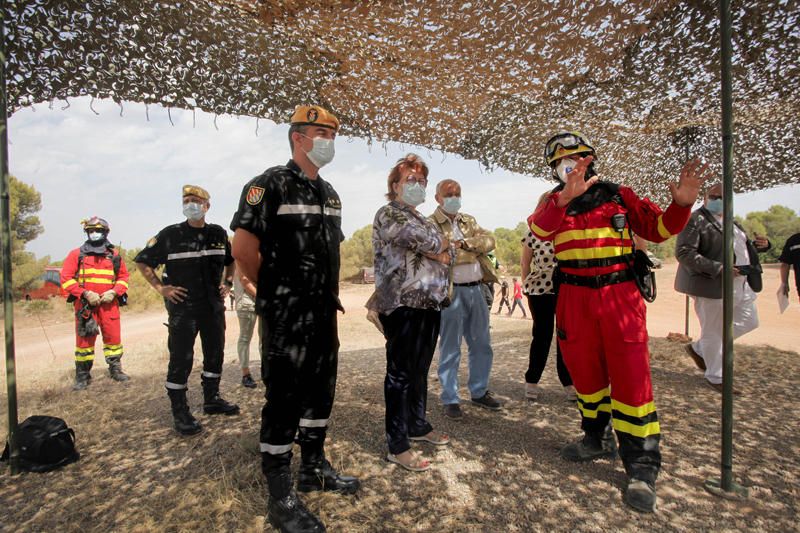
[22,266,65,300]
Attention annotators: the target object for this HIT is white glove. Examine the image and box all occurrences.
[100,290,117,304]
[83,290,101,306]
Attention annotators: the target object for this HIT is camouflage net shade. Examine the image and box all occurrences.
[5,0,799,204]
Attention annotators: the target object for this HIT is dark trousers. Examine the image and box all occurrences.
[496,295,511,313]
[379,306,440,455]
[525,294,572,386]
[260,297,339,475]
[165,307,225,387]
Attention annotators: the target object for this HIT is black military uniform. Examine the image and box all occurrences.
[135,219,239,433]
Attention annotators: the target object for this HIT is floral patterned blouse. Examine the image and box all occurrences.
[366,201,450,314]
[522,230,557,296]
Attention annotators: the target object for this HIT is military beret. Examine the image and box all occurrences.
[290,105,340,130]
[182,184,210,200]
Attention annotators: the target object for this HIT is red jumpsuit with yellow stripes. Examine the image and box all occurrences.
[60,247,130,364]
[528,184,690,484]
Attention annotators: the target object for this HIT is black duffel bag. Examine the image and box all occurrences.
[1,416,80,472]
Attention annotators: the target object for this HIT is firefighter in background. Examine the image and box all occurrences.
[60,217,130,390]
[528,132,710,513]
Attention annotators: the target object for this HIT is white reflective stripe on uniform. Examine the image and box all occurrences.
[260,442,294,454]
[277,204,323,216]
[323,207,342,217]
[202,371,222,378]
[298,418,329,428]
[167,249,227,260]
[165,381,187,390]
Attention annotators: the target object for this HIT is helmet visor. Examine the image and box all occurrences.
[544,133,594,164]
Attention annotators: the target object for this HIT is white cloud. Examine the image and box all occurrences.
[8,97,798,261]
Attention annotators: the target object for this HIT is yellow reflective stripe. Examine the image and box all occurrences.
[116,280,129,288]
[611,399,657,418]
[657,215,671,239]
[578,402,612,418]
[103,346,123,356]
[74,354,95,362]
[76,277,115,284]
[555,227,631,246]
[557,246,633,261]
[613,418,661,438]
[82,268,115,275]
[62,279,78,289]
[578,387,610,403]
[530,221,555,238]
[75,347,94,354]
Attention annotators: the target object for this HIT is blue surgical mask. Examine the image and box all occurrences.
[706,198,723,215]
[183,201,205,221]
[401,182,426,207]
[442,196,461,215]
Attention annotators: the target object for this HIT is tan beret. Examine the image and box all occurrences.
[290,105,340,130]
[182,184,210,200]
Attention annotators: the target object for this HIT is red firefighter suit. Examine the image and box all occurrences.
[60,244,130,365]
[528,182,690,484]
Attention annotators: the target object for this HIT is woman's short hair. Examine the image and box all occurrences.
[386,153,429,201]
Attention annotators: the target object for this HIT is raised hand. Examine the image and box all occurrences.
[556,156,599,207]
[670,158,712,207]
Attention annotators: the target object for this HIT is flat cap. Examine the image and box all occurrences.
[182,184,210,200]
[290,105,340,130]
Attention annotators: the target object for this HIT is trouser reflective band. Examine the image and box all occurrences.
[577,387,611,419]
[260,442,294,454]
[611,399,661,438]
[75,347,95,362]
[298,418,329,428]
[201,371,221,378]
[165,382,188,390]
[103,343,123,357]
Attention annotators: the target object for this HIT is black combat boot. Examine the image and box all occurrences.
[267,468,326,533]
[107,356,130,382]
[201,378,240,415]
[297,443,360,495]
[72,361,92,391]
[167,389,202,435]
[624,478,657,513]
[560,424,617,462]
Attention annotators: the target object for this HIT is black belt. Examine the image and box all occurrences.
[558,254,634,270]
[453,281,482,287]
[560,269,634,289]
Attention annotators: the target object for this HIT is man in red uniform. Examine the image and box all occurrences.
[528,132,710,512]
[60,217,130,390]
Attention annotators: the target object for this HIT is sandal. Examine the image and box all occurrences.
[409,431,450,445]
[386,451,431,472]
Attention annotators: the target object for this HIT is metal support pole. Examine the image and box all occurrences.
[683,128,692,337]
[705,0,747,499]
[0,0,21,475]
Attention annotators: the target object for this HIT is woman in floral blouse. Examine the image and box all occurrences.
[521,196,576,402]
[366,154,452,472]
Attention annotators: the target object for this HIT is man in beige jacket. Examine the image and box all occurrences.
[429,179,502,419]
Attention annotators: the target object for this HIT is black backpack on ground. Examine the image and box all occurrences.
[1,416,80,472]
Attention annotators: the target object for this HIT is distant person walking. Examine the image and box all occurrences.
[495,278,511,314]
[508,277,527,318]
[60,216,130,390]
[779,232,800,303]
[233,272,260,389]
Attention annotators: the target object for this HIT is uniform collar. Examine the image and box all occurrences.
[287,159,322,184]
[80,240,112,255]
[432,205,459,225]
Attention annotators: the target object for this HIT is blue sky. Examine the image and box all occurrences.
[8,97,798,261]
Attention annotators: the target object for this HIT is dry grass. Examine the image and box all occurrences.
[1,330,798,532]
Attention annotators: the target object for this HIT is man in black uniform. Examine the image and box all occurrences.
[231,105,359,533]
[135,185,240,436]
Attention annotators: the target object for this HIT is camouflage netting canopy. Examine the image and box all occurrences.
[5,0,799,203]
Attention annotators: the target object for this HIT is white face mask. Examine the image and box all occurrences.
[556,158,578,183]
[401,182,426,207]
[87,231,105,242]
[183,201,205,221]
[303,136,335,168]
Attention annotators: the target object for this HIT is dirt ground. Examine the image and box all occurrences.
[0,263,798,532]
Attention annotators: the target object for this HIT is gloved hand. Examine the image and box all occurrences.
[83,290,101,306]
[100,289,117,304]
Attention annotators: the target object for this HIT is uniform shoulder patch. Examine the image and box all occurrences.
[146,236,157,248]
[246,185,266,206]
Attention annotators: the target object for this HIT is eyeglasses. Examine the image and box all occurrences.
[405,174,428,186]
[708,195,722,200]
[544,133,594,162]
